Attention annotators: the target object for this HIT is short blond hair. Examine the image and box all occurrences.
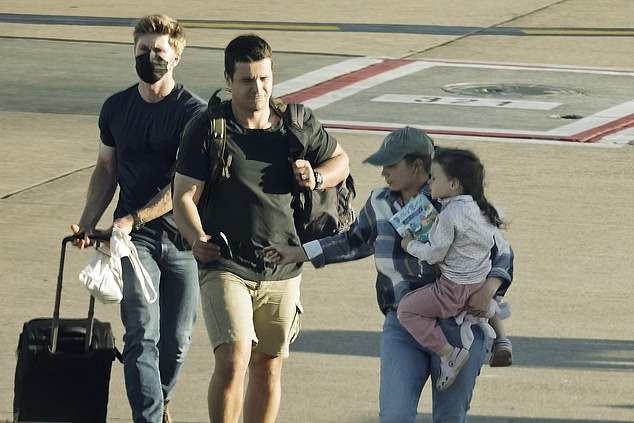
[133,14,186,56]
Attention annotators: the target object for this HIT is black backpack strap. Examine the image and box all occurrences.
[205,89,232,185]
[195,89,232,227]
[287,103,305,129]
[276,100,307,159]
[288,103,306,159]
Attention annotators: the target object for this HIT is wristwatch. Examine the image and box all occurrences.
[132,212,145,231]
[313,171,324,189]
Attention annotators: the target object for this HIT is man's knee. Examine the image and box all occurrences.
[249,351,283,380]
[213,342,252,379]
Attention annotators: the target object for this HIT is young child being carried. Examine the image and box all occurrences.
[397,147,506,391]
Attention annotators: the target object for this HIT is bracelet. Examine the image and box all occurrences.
[313,171,324,189]
[132,212,145,231]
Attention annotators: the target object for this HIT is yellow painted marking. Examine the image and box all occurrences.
[183,22,341,31]
[523,29,634,35]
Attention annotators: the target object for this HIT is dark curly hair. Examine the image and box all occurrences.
[433,147,503,228]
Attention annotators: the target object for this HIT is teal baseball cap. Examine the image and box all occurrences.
[363,126,434,166]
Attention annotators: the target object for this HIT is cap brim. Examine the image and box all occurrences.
[363,150,403,166]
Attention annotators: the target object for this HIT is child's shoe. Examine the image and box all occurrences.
[437,347,470,391]
[490,337,513,367]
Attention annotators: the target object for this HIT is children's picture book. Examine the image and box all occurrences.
[389,193,438,242]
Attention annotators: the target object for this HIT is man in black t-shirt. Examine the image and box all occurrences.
[172,35,350,423]
[71,15,204,423]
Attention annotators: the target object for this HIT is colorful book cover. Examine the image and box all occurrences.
[389,193,438,242]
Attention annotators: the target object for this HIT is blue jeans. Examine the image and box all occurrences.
[379,311,486,423]
[120,238,199,423]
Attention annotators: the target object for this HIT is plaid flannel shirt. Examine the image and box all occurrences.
[304,186,514,315]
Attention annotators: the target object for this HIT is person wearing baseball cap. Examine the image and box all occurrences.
[264,126,514,423]
[363,126,435,166]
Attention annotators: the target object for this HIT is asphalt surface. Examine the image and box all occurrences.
[1,1,634,422]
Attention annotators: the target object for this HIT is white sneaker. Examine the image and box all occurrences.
[437,347,470,391]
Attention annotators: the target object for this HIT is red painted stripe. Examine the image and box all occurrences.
[324,120,634,143]
[278,57,633,143]
[280,59,413,104]
[572,113,634,142]
[322,122,582,142]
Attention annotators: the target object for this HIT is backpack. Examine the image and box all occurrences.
[280,100,356,242]
[192,88,356,244]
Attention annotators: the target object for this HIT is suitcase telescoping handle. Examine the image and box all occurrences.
[51,232,110,353]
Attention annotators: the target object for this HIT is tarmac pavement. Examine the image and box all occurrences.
[1,1,633,422]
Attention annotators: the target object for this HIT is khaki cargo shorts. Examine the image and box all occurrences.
[198,269,302,358]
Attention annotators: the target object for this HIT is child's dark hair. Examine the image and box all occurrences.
[433,148,504,228]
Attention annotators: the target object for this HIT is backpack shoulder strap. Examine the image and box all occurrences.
[270,97,305,130]
[286,103,305,130]
[271,98,307,158]
[204,89,232,186]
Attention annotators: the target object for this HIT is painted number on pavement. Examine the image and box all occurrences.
[372,94,561,110]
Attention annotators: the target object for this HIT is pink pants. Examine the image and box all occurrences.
[397,275,485,353]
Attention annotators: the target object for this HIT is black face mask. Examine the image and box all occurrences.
[135,51,170,84]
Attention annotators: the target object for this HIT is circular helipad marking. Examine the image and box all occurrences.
[442,83,583,97]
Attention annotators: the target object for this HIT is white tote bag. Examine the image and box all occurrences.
[78,243,123,304]
[79,227,157,304]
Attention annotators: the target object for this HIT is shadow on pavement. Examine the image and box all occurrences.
[292,330,634,372]
[416,417,633,423]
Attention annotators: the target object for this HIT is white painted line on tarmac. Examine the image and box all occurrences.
[277,56,634,143]
[326,126,625,148]
[322,119,551,136]
[546,100,634,135]
[321,119,631,147]
[273,57,383,97]
[597,127,634,146]
[303,61,436,110]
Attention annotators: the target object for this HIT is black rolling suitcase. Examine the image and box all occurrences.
[13,234,119,423]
